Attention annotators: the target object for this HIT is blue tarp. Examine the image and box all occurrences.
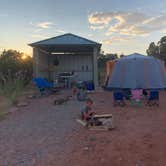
[106,53,166,89]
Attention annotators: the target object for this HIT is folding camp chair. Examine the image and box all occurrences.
[113,91,125,107]
[147,91,159,106]
[123,89,131,100]
[32,77,56,95]
[130,89,143,106]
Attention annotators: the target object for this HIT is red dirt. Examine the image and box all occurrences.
[69,91,166,166]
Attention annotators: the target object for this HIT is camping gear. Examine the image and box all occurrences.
[147,90,159,106]
[106,53,166,89]
[32,77,56,95]
[130,89,143,106]
[76,113,114,131]
[76,81,86,89]
[84,81,95,91]
[58,72,75,88]
[113,91,125,107]
[123,89,131,100]
[106,60,117,78]
[104,60,117,87]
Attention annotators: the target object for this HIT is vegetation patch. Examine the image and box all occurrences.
[0,49,33,107]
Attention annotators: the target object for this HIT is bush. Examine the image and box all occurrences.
[0,49,33,104]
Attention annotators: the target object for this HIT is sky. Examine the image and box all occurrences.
[0,0,166,56]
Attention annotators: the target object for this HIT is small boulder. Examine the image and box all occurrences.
[83,146,89,151]
[17,101,28,107]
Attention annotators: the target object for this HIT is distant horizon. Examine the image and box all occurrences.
[0,0,166,56]
[0,32,158,56]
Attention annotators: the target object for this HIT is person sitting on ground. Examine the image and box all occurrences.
[81,98,102,127]
[81,98,95,126]
[81,98,95,121]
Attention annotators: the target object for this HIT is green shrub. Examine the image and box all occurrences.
[0,49,33,104]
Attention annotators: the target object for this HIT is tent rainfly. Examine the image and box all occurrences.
[106,53,166,89]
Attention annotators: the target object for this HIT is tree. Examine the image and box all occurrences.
[146,42,159,57]
[105,53,118,60]
[147,36,166,64]
[98,52,118,70]
[0,49,33,84]
[119,54,124,58]
[158,36,166,63]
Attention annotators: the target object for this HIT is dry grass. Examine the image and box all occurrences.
[0,96,11,121]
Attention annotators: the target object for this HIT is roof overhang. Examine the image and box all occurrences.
[29,44,101,53]
[28,33,102,53]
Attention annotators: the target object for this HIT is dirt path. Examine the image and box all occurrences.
[0,95,82,166]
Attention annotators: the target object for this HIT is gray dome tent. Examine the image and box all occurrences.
[106,53,166,89]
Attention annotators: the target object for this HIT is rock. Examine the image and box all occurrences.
[83,146,89,151]
[27,95,35,99]
[17,101,28,107]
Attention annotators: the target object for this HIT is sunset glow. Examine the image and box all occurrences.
[0,0,166,55]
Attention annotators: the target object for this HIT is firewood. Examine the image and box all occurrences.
[93,114,112,118]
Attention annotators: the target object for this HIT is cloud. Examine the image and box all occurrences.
[90,25,105,30]
[34,29,43,32]
[35,22,54,29]
[30,21,54,29]
[55,29,66,33]
[30,22,66,34]
[88,12,114,26]
[88,11,166,37]
[161,29,166,33]
[87,34,93,37]
[102,36,133,45]
[31,34,48,39]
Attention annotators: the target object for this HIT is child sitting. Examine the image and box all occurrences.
[81,98,94,120]
[81,98,96,126]
[81,98,102,127]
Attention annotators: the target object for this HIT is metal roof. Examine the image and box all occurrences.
[29,33,101,47]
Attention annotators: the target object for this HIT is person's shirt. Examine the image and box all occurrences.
[81,106,92,120]
[81,106,91,114]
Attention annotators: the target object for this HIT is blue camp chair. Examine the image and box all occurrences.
[147,90,159,106]
[32,78,54,95]
[84,81,95,91]
[113,91,125,107]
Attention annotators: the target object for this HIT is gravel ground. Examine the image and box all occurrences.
[1,90,166,166]
[0,93,82,166]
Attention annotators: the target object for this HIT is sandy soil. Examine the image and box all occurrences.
[0,90,166,166]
